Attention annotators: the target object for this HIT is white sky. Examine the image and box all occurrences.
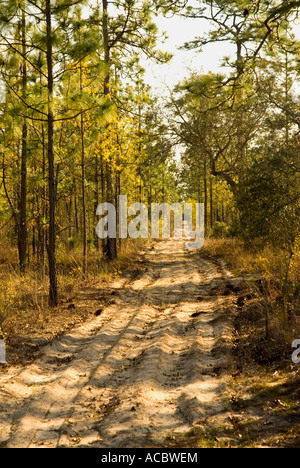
[2,4,300,103]
[143,13,300,95]
[142,14,235,94]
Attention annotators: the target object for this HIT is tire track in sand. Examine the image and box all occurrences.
[0,238,235,448]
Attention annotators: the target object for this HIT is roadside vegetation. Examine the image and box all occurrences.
[0,0,300,448]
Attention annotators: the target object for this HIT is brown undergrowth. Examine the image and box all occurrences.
[194,238,300,448]
[0,238,149,365]
[0,237,299,447]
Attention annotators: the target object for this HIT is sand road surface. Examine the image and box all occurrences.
[0,238,235,448]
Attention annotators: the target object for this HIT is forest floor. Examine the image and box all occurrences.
[0,237,299,448]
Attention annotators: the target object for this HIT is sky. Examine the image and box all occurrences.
[0,4,228,105]
[142,13,236,95]
[142,12,300,96]
[2,3,300,103]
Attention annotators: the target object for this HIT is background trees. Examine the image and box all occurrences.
[0,0,179,306]
[168,0,300,241]
[1,0,300,311]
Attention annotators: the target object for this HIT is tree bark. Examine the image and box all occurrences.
[102,0,117,261]
[204,155,208,230]
[94,151,100,251]
[80,63,87,276]
[46,0,58,307]
[18,5,28,274]
[209,175,213,228]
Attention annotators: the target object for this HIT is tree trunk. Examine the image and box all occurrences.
[102,0,117,260]
[80,63,87,275]
[18,5,28,274]
[46,0,58,307]
[94,151,100,251]
[19,122,27,273]
[74,178,79,234]
[204,156,208,230]
[100,149,106,254]
[209,175,213,228]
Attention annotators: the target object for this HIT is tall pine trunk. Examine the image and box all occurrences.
[46,0,58,307]
[102,0,117,261]
[94,151,100,252]
[80,63,87,275]
[203,155,208,230]
[18,5,27,274]
[210,175,213,229]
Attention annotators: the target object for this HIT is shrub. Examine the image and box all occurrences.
[211,221,230,238]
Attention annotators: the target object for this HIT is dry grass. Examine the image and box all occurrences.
[0,238,150,363]
[198,238,300,448]
[203,237,300,349]
[203,238,287,279]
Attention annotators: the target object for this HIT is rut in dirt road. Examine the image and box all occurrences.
[0,238,236,448]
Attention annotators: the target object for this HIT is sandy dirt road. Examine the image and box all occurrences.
[0,238,236,448]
